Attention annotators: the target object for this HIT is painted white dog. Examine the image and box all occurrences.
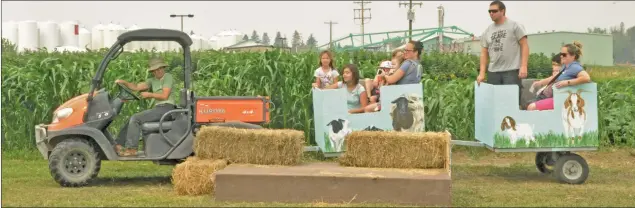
[326,119,352,152]
[500,116,536,146]
[561,90,587,141]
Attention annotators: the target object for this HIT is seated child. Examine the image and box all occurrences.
[364,50,405,101]
[365,60,394,103]
[363,54,405,112]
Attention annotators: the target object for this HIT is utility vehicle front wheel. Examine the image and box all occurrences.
[48,138,101,187]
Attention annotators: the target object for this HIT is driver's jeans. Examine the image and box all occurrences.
[115,103,176,149]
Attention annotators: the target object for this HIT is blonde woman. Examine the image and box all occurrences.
[526,41,591,111]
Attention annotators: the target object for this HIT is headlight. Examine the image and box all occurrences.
[52,108,73,123]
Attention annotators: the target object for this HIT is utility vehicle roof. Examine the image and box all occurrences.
[117,28,193,47]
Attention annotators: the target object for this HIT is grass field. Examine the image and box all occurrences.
[2,147,635,207]
[494,130,600,148]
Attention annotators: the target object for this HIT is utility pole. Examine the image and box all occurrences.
[169,14,194,32]
[353,1,372,47]
[399,0,422,41]
[437,5,445,52]
[324,20,338,49]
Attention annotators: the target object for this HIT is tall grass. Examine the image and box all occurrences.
[2,39,634,151]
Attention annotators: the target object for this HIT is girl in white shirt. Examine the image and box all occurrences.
[312,50,340,89]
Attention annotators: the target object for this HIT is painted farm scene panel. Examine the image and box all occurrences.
[475,82,599,149]
[312,83,425,154]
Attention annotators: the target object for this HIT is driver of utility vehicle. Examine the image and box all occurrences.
[113,57,177,157]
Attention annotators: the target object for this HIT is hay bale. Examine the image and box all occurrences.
[193,126,305,165]
[171,156,228,196]
[339,131,451,170]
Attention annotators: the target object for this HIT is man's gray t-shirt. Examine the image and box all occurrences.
[480,19,527,73]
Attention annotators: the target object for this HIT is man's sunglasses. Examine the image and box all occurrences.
[488,9,499,13]
[560,53,569,57]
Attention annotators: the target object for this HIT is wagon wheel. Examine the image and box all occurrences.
[554,153,589,184]
[535,152,554,174]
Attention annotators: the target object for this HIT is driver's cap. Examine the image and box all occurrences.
[148,57,168,71]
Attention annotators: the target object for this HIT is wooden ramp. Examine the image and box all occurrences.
[214,162,451,206]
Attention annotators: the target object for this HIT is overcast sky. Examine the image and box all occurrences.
[2,1,634,47]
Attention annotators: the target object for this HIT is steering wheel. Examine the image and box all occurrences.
[116,82,142,101]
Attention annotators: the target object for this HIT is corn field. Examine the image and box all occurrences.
[2,39,634,151]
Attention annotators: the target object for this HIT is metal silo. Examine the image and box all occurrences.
[17,20,39,52]
[59,21,79,47]
[38,21,61,52]
[91,23,106,50]
[2,21,20,46]
[78,27,91,50]
[102,23,119,48]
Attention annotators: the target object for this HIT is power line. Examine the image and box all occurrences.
[353,1,372,46]
[398,0,422,41]
[324,21,338,50]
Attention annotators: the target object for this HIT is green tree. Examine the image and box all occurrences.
[251,30,260,42]
[306,34,317,48]
[292,30,303,48]
[587,27,608,34]
[262,32,270,45]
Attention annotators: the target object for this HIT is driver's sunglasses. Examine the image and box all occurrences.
[488,9,499,13]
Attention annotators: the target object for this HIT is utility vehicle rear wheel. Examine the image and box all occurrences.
[48,138,101,187]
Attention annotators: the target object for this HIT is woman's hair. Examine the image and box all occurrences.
[551,54,561,64]
[408,40,424,57]
[563,41,583,60]
[318,50,334,68]
[343,64,360,85]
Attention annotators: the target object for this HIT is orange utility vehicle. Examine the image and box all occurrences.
[34,29,271,187]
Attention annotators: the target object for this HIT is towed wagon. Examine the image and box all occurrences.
[308,77,598,184]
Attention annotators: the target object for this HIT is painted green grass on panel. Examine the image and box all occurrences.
[494,130,599,148]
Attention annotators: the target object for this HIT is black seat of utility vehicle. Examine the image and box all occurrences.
[141,120,174,133]
[140,111,184,134]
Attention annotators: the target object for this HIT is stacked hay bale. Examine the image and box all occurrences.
[339,130,451,172]
[172,157,228,195]
[193,126,305,165]
[171,125,305,195]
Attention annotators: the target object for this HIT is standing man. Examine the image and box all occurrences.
[477,0,529,108]
[113,57,177,157]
